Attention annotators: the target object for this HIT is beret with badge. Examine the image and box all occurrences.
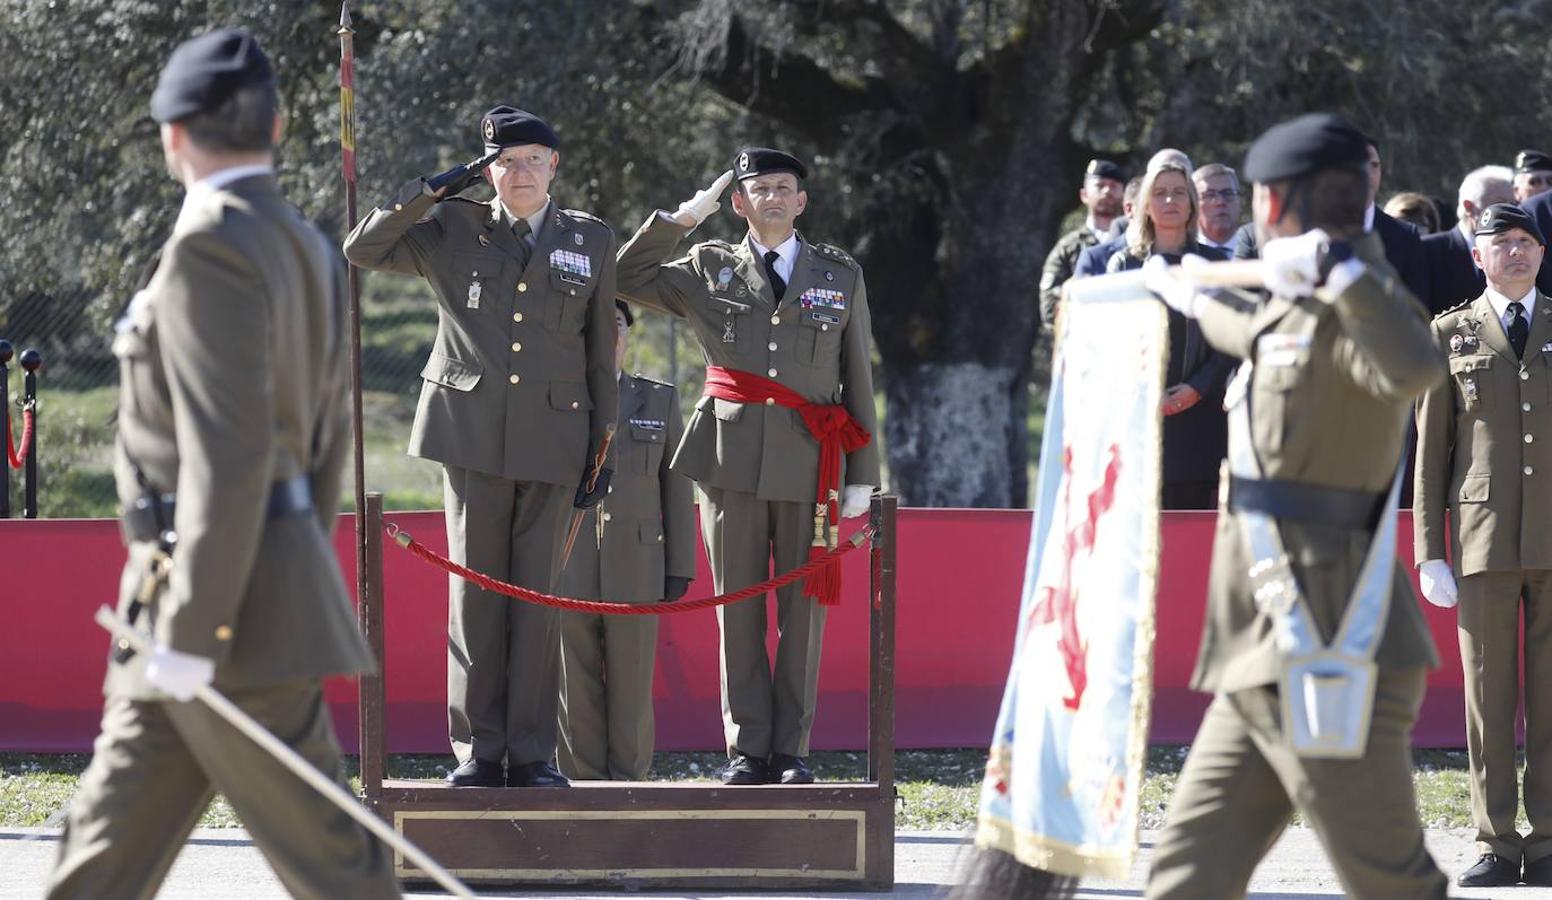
[1474,202,1546,245]
[1515,150,1552,175]
[1243,112,1369,183]
[150,26,275,124]
[733,147,808,181]
[481,105,560,152]
[1086,158,1127,182]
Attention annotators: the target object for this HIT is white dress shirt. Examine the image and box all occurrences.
[1485,284,1537,335]
[748,231,800,286]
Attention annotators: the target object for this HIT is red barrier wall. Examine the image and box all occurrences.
[0,510,1468,754]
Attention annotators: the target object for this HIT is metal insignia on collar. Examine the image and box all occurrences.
[477,234,490,247]
[573,232,584,246]
[717,266,734,287]
[825,271,835,282]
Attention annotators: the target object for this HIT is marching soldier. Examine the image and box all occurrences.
[344,106,618,788]
[556,300,696,781]
[616,148,880,785]
[1414,203,1552,888]
[48,29,399,898]
[1038,158,1127,329]
[1142,113,1448,898]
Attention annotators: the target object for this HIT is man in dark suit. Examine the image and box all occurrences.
[1423,165,1513,315]
[1514,150,1552,204]
[1522,170,1552,297]
[1364,137,1431,306]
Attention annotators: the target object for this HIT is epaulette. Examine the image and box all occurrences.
[693,239,738,254]
[1433,299,1472,321]
[631,372,676,389]
[813,242,859,269]
[563,208,614,235]
[444,195,486,207]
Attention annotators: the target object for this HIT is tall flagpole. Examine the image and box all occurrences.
[338,5,369,641]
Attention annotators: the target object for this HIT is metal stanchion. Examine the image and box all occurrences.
[20,349,40,519]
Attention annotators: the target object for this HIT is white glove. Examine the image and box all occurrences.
[145,645,216,702]
[1417,559,1458,609]
[672,170,736,227]
[840,484,875,519]
[1142,254,1209,319]
[1260,228,1330,298]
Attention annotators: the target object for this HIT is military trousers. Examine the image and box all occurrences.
[557,607,659,781]
[46,682,399,900]
[700,485,827,759]
[1458,569,1552,864]
[1146,667,1446,900]
[443,465,571,768]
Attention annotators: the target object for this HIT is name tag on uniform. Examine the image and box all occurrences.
[1256,332,1310,368]
[629,417,665,431]
[1542,341,1552,353]
[809,310,841,326]
[799,287,846,310]
[549,249,592,284]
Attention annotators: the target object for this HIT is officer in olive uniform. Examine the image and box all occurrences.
[556,300,696,781]
[1038,158,1127,329]
[344,106,618,788]
[1415,203,1552,888]
[1142,113,1448,899]
[47,29,399,899]
[616,148,881,786]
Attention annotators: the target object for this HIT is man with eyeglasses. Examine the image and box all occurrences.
[1193,163,1242,252]
[1514,150,1552,204]
[345,106,618,788]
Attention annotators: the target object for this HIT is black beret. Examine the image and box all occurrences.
[1243,113,1369,183]
[614,298,634,327]
[150,27,275,124]
[1474,202,1546,244]
[1516,150,1552,174]
[481,105,559,151]
[1085,159,1127,182]
[733,147,808,181]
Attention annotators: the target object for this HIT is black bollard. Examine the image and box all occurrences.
[0,339,10,519]
[19,349,40,519]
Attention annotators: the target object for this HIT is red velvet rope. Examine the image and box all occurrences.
[386,521,874,615]
[5,407,32,470]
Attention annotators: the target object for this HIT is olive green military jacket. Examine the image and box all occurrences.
[1189,233,1444,693]
[343,180,618,487]
[615,214,881,504]
[1038,226,1100,328]
[557,373,697,604]
[1414,291,1552,576]
[108,174,374,699]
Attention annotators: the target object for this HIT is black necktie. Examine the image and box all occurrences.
[1508,301,1529,359]
[512,218,533,270]
[763,249,787,302]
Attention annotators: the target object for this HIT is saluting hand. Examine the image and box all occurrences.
[672,170,736,227]
[1417,559,1459,609]
[1260,228,1329,298]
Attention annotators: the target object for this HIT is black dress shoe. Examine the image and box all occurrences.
[769,753,815,785]
[507,760,570,787]
[1523,855,1552,886]
[445,758,503,787]
[1457,852,1520,887]
[720,752,770,785]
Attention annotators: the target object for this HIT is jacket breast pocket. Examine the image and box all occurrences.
[1251,348,1309,456]
[797,310,844,366]
[450,251,507,315]
[546,269,591,333]
[1449,355,1493,413]
[421,353,483,392]
[630,422,666,474]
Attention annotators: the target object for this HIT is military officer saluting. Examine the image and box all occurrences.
[1038,158,1127,329]
[344,106,618,788]
[1415,203,1552,888]
[616,148,881,786]
[556,299,696,781]
[48,28,399,898]
[1142,113,1448,898]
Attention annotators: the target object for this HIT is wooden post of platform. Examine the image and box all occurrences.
[866,494,897,884]
[358,492,387,802]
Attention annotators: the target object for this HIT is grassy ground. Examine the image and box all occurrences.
[0,746,1496,833]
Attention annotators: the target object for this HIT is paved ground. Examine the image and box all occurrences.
[2,826,1546,898]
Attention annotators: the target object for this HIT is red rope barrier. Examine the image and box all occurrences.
[386,521,875,615]
[5,406,32,470]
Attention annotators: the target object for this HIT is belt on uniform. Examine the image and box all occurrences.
[1227,475,1381,529]
[121,476,314,543]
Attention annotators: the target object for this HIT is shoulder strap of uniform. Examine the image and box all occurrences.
[812,242,859,270]
[1432,299,1472,321]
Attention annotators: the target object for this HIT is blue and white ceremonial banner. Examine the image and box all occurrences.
[974,271,1167,880]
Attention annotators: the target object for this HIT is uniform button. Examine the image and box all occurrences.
[570,401,579,409]
[1527,434,1535,444]
[602,512,612,522]
[393,203,403,212]
[513,312,524,323]
[768,341,778,351]
[821,324,830,331]
[770,314,780,325]
[518,282,529,293]
[768,367,778,377]
[765,398,775,406]
[657,534,664,543]
[215,625,233,642]
[1526,402,1534,412]
[1522,369,1531,381]
[509,374,520,385]
[1527,466,1536,476]
[569,288,577,296]
[511,342,522,352]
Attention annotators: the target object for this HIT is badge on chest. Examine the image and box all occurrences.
[550,249,592,285]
